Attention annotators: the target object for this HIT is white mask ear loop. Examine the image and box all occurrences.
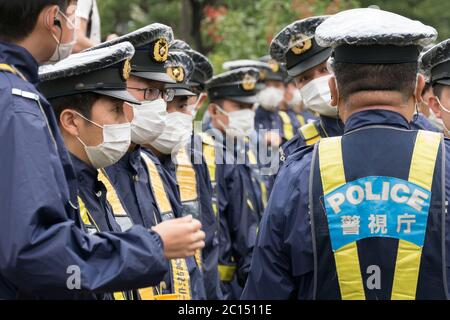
[435,96,450,135]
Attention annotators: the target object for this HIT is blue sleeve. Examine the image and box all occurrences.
[242,150,313,299]
[0,92,168,297]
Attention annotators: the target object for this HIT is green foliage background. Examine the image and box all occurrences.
[98,0,448,72]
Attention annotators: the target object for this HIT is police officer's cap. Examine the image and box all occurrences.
[223,59,271,89]
[86,23,175,84]
[270,16,331,78]
[315,8,437,64]
[206,67,260,105]
[421,39,450,86]
[165,51,196,97]
[39,42,139,104]
[258,55,287,82]
[170,40,213,88]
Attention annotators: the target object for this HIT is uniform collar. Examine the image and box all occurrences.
[116,145,142,172]
[0,41,39,84]
[344,109,411,134]
[70,153,99,190]
[320,115,345,137]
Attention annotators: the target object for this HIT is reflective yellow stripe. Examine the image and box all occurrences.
[0,63,26,80]
[113,292,127,300]
[296,114,306,126]
[77,196,100,231]
[408,130,441,190]
[260,180,268,209]
[279,111,295,140]
[97,169,128,217]
[334,243,366,300]
[141,152,172,214]
[319,137,365,300]
[391,130,441,300]
[300,122,321,146]
[141,151,192,300]
[176,147,198,203]
[138,287,156,300]
[247,149,257,165]
[175,147,202,271]
[219,264,236,282]
[319,137,346,194]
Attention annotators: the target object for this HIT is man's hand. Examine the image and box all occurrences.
[152,215,205,260]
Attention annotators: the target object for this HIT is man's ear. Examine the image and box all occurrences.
[60,109,82,137]
[208,103,217,116]
[42,5,60,32]
[329,76,339,107]
[429,95,443,119]
[414,74,426,104]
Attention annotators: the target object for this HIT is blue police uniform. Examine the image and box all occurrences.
[0,41,169,299]
[104,146,206,300]
[242,109,450,299]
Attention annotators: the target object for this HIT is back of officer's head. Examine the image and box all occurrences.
[0,0,74,42]
[331,62,419,105]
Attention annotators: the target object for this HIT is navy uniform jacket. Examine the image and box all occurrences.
[0,41,168,299]
[72,155,168,300]
[280,115,344,163]
[295,109,318,126]
[242,109,450,299]
[105,147,206,299]
[161,140,222,300]
[410,113,439,131]
[215,133,263,299]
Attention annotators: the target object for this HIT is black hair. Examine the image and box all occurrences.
[333,62,418,103]
[0,0,73,42]
[50,92,100,121]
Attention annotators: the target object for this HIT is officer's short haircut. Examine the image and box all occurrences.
[50,93,100,122]
[332,62,418,103]
[0,0,74,42]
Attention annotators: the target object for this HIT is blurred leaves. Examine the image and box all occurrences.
[98,0,446,73]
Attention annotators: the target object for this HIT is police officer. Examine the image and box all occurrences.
[243,8,448,300]
[39,42,169,300]
[0,1,203,300]
[270,16,343,164]
[88,24,206,300]
[282,75,317,126]
[206,67,265,299]
[164,45,223,300]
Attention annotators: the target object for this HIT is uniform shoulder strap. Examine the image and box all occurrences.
[278,110,295,141]
[299,121,321,145]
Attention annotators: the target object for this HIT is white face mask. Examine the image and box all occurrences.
[150,112,193,155]
[287,89,303,109]
[129,98,167,145]
[76,113,131,169]
[46,10,76,64]
[186,93,207,118]
[300,75,337,118]
[216,105,255,137]
[435,97,450,133]
[258,87,284,111]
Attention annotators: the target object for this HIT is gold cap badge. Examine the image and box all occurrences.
[290,34,312,55]
[167,66,185,82]
[153,38,169,62]
[122,59,131,80]
[242,74,257,91]
[268,59,279,73]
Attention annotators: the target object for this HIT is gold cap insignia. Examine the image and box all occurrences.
[153,38,169,62]
[242,74,257,91]
[268,59,279,73]
[290,34,312,55]
[167,66,185,82]
[259,70,267,80]
[122,59,131,81]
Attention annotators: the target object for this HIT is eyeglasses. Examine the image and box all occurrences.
[127,87,176,102]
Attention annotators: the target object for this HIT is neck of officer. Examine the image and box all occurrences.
[340,91,415,124]
[143,144,165,159]
[64,133,93,168]
[16,35,52,65]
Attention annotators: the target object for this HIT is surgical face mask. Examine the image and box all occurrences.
[300,75,337,118]
[216,105,255,137]
[287,89,303,109]
[186,93,207,117]
[129,99,167,145]
[428,108,444,131]
[435,97,450,133]
[76,112,131,169]
[150,112,193,155]
[258,87,284,111]
[47,9,76,64]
